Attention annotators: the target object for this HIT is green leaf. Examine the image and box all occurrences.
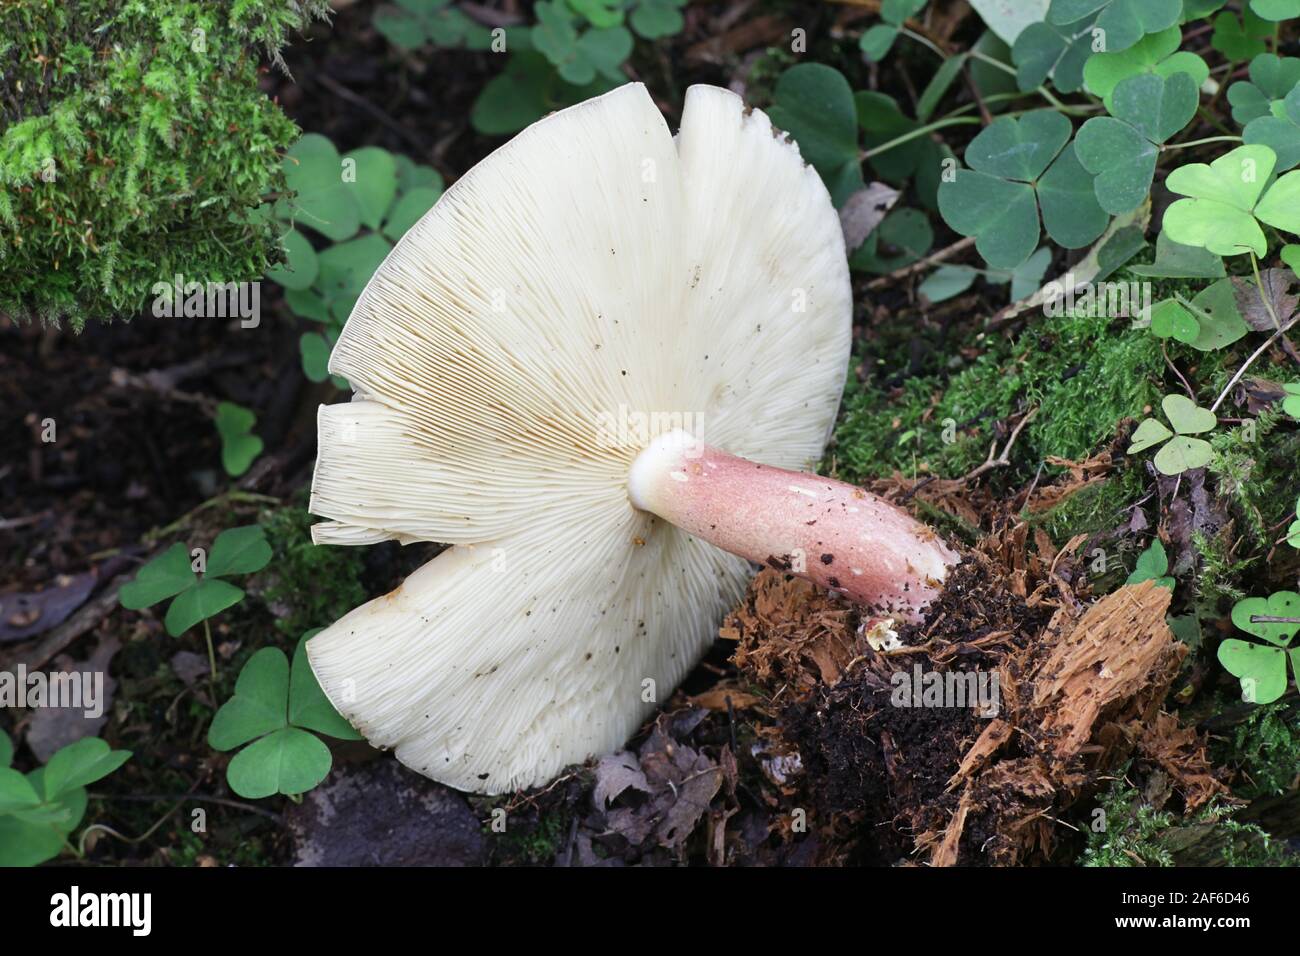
[569,0,624,28]
[341,147,398,232]
[917,54,968,122]
[285,288,331,322]
[315,233,395,309]
[1126,539,1174,589]
[850,208,934,272]
[0,767,41,812]
[266,227,318,291]
[769,64,862,201]
[1150,298,1200,342]
[1254,168,1300,234]
[214,401,263,478]
[1012,18,1095,93]
[1244,88,1300,171]
[859,24,900,61]
[630,0,685,39]
[290,635,362,740]
[857,92,928,181]
[964,110,1072,181]
[1075,117,1159,214]
[1212,10,1268,62]
[1083,26,1209,107]
[0,812,70,867]
[1037,141,1111,248]
[208,647,290,751]
[1284,244,1300,278]
[575,26,633,82]
[940,172,1040,269]
[41,738,131,800]
[1162,393,1216,434]
[278,134,362,242]
[1130,230,1227,278]
[1231,591,1300,645]
[1153,434,1214,474]
[1162,144,1276,257]
[919,264,979,303]
[300,331,332,383]
[970,0,1052,46]
[1217,639,1288,703]
[119,543,196,610]
[1179,278,1250,350]
[1127,416,1173,452]
[0,729,12,768]
[164,578,244,636]
[1048,0,1181,54]
[1228,54,1300,125]
[373,5,428,50]
[382,186,440,241]
[1250,0,1300,20]
[225,727,332,799]
[206,525,271,578]
[882,0,927,22]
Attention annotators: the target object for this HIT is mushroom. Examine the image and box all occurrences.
[307,83,958,793]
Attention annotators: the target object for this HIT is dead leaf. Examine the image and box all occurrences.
[0,572,95,643]
[839,182,900,253]
[1231,269,1298,332]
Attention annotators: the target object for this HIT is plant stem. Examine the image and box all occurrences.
[861,116,982,159]
[204,618,217,682]
[1209,252,1284,414]
[1163,135,1243,151]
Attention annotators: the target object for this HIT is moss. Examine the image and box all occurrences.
[1029,466,1146,546]
[831,312,1165,486]
[0,0,330,326]
[261,500,366,636]
[1079,777,1177,867]
[1215,702,1300,801]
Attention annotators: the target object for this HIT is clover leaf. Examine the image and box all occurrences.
[630,0,687,39]
[1012,15,1097,93]
[1283,382,1300,418]
[851,208,934,273]
[769,64,863,206]
[1148,278,1248,350]
[1227,53,1300,124]
[120,526,272,638]
[1250,0,1300,20]
[0,736,131,867]
[919,246,1052,303]
[1163,144,1300,257]
[1127,393,1217,475]
[1244,86,1300,171]
[1284,490,1300,548]
[1211,9,1270,62]
[860,0,928,62]
[1083,26,1210,108]
[1131,230,1227,278]
[1047,0,1180,55]
[208,635,362,799]
[266,227,318,291]
[1218,591,1300,704]
[532,1,631,86]
[1126,539,1174,590]
[373,0,492,51]
[938,110,1108,268]
[214,401,264,478]
[1075,72,1198,213]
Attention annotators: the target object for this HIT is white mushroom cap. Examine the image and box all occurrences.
[307,82,852,793]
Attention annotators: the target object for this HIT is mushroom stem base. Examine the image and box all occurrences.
[628,430,958,622]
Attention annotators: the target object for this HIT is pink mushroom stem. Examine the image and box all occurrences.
[628,430,959,622]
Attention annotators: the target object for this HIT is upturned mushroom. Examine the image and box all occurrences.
[307,83,958,793]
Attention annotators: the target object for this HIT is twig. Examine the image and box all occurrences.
[956,407,1038,483]
[865,236,976,290]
